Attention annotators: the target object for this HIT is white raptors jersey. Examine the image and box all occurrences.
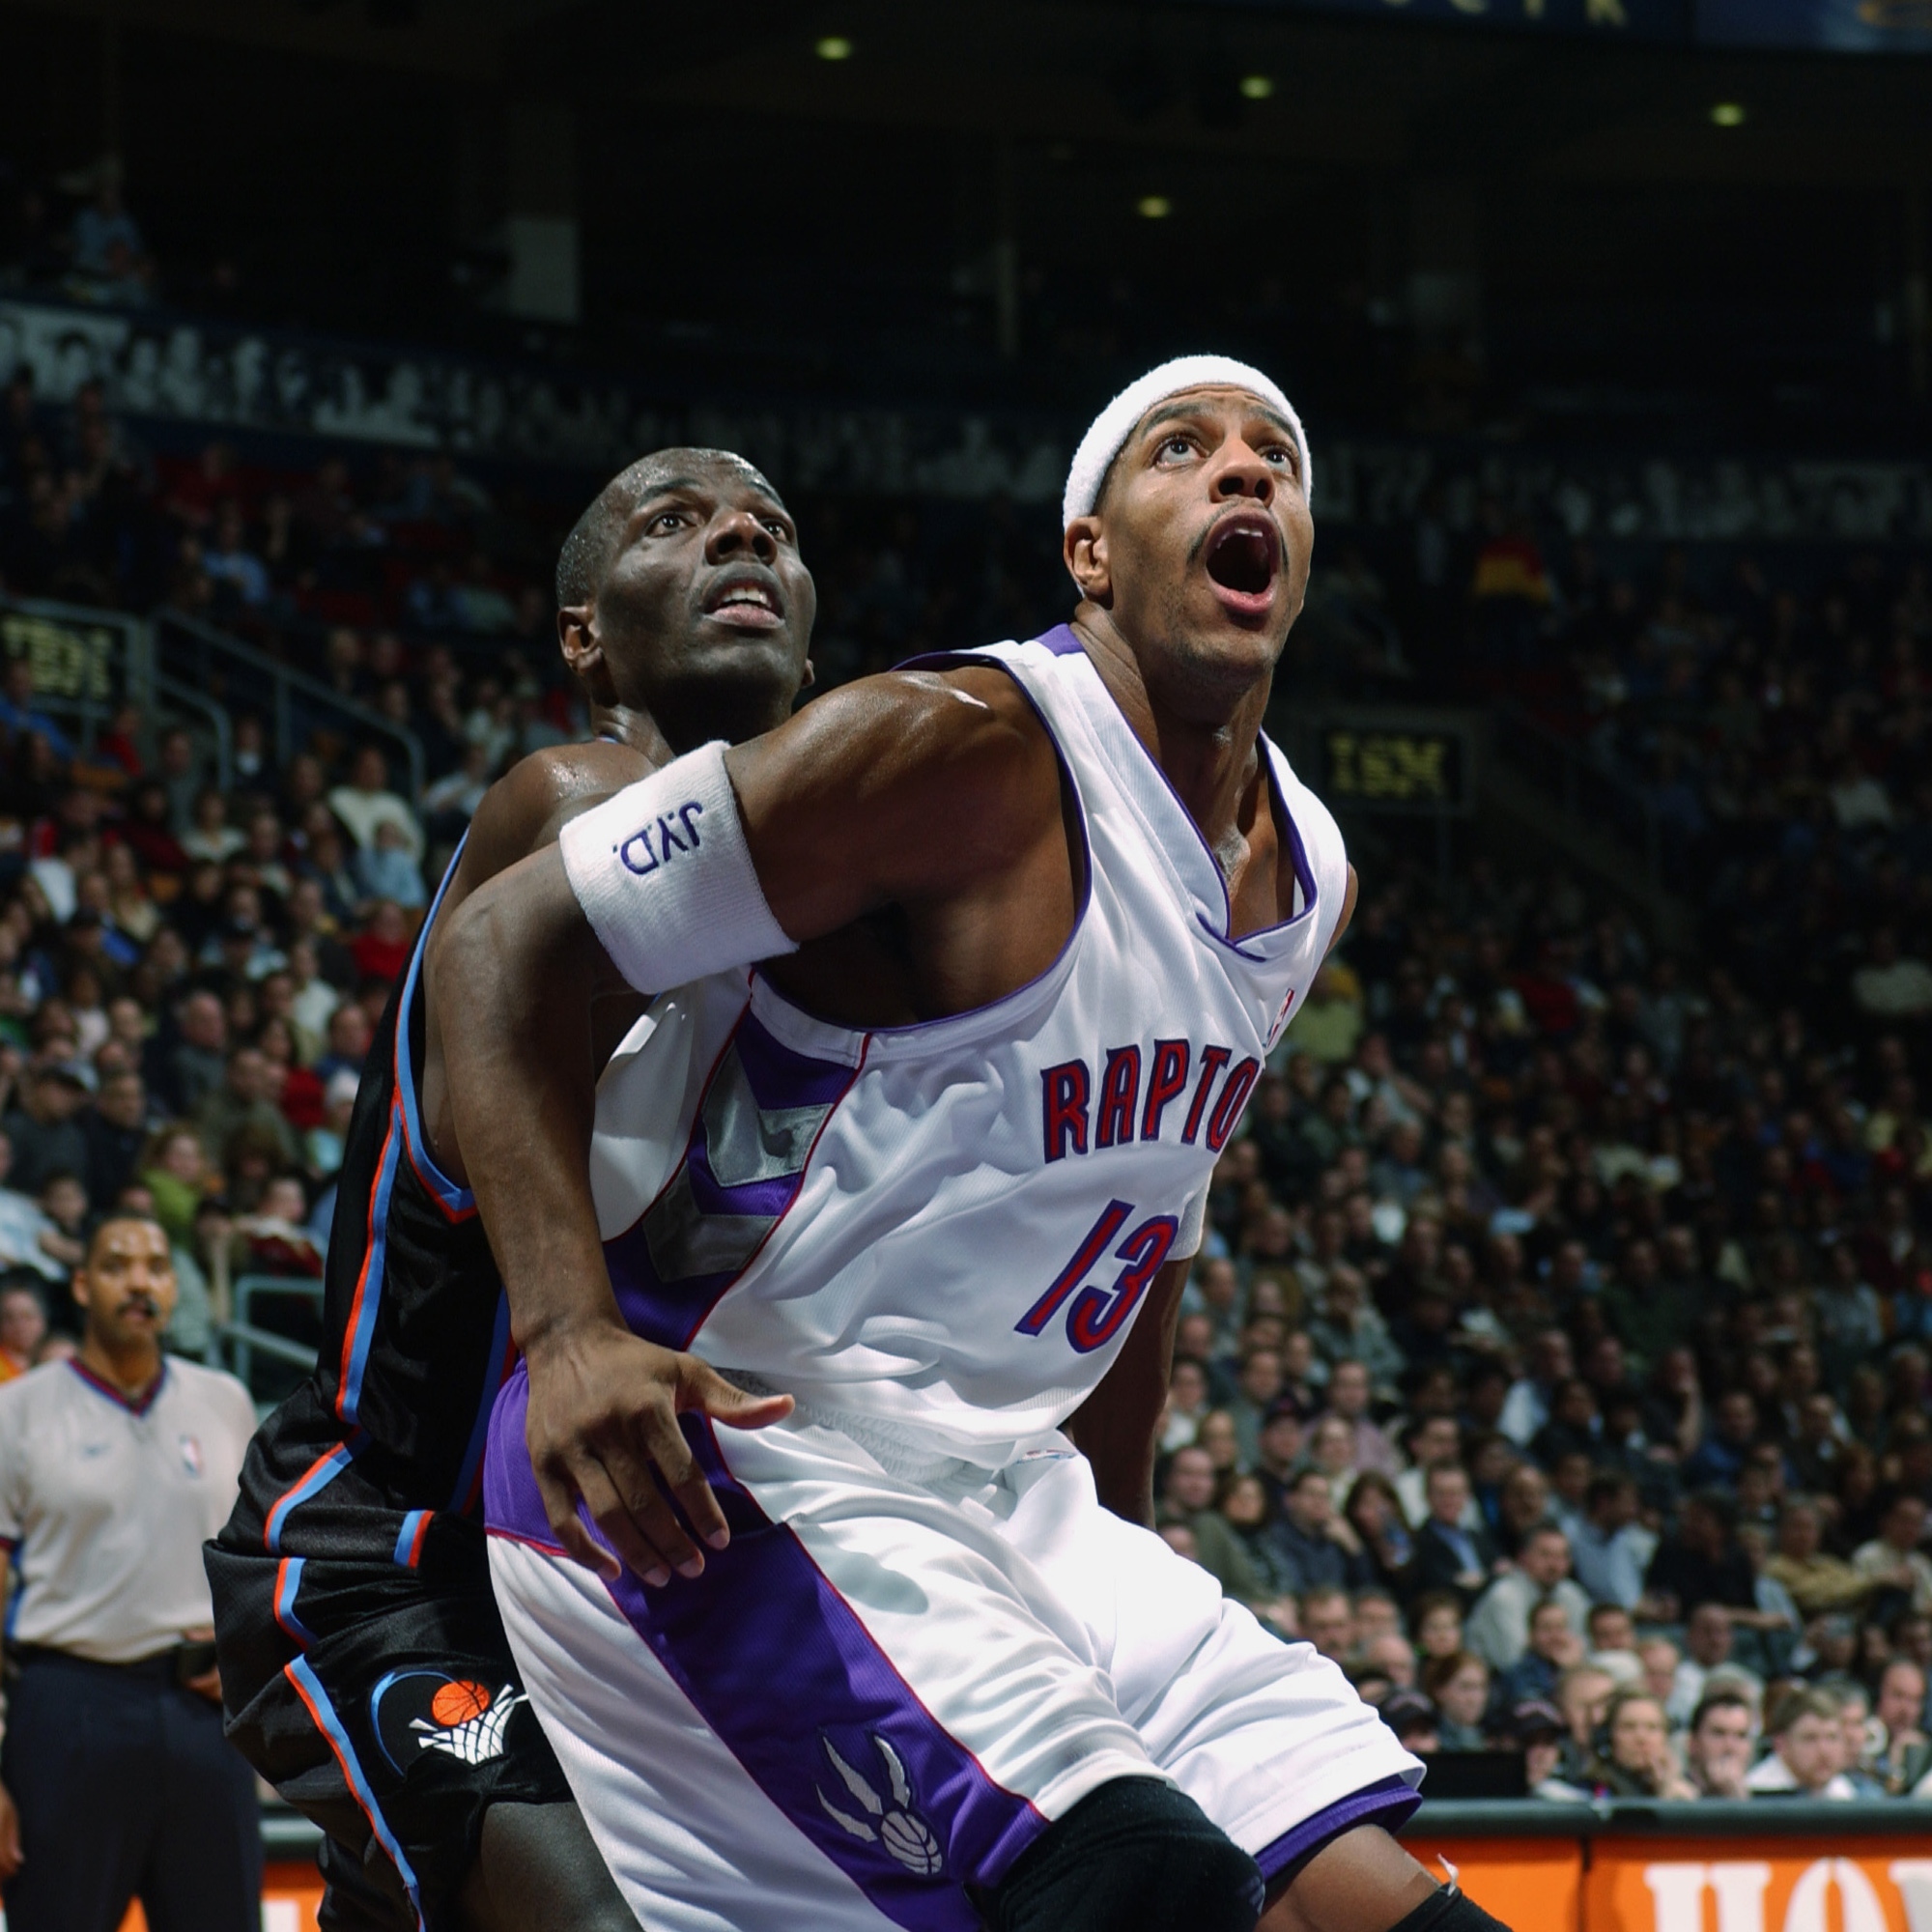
[586,626,1349,1467]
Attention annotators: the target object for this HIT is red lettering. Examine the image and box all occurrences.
[1094,1046,1142,1150]
[1205,1056,1261,1151]
[1180,1045,1234,1145]
[1141,1039,1190,1141]
[1040,1061,1091,1161]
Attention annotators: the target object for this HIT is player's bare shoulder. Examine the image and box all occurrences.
[726,663,1061,907]
[456,740,654,891]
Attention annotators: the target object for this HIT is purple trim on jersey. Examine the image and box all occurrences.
[67,1357,165,1415]
[781,644,1092,1046]
[603,1011,865,1350]
[590,1416,1045,1930]
[447,1288,513,1515]
[968,627,1321,955]
[1252,1776,1420,1884]
[482,1364,567,1554]
[393,838,477,1220]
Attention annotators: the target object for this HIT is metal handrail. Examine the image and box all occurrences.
[1403,1795,1930,1833]
[219,1273,326,1394]
[1491,702,1664,886]
[153,668,234,794]
[154,608,426,802]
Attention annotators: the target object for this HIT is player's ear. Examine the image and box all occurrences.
[800,658,816,690]
[1064,516,1111,606]
[559,603,613,699]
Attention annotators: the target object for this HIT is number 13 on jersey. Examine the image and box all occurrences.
[1014,1201,1180,1353]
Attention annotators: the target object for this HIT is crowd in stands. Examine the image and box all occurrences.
[0,358,1929,1804]
[1156,824,1932,1802]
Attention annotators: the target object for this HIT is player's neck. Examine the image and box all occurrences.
[80,1331,163,1399]
[594,688,794,765]
[1068,607,1269,850]
[591,702,676,767]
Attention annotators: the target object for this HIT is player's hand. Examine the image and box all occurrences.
[524,1318,792,1587]
[0,1777,23,1878]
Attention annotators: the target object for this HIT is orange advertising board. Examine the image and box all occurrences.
[101,1835,1932,1931]
[1584,1837,1932,1932]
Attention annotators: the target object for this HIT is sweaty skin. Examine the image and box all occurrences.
[434,391,1412,1932]
[412,449,817,1932]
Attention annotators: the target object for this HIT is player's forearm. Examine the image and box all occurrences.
[432,858,620,1353]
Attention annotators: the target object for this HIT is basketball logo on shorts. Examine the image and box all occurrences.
[370,1669,528,1776]
[815,1733,944,1878]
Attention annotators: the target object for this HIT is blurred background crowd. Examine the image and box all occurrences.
[0,0,1929,1831]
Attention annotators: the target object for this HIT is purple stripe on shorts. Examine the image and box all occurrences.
[1252,1776,1421,1885]
[482,1365,565,1553]
[586,1417,1047,1930]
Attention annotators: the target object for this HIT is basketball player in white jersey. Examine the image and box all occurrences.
[433,357,1514,1932]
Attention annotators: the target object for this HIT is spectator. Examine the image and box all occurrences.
[1379,1689,1439,1757]
[1666,1603,1764,1729]
[82,1067,151,1211]
[1554,1664,1616,1785]
[353,819,426,912]
[1582,1604,1643,1685]
[1414,1462,1498,1605]
[327,744,421,862]
[1342,1469,1416,1598]
[1683,1690,1756,1800]
[1270,1467,1365,1595]
[0,1213,260,1929]
[1317,1358,1400,1477]
[1465,1523,1591,1671]
[1497,1597,1586,1707]
[1853,1490,1932,1619]
[0,1282,46,1379]
[1875,1659,1931,1793]
[1645,1492,1758,1625]
[1158,1447,1264,1605]
[0,1058,92,1196]
[158,990,228,1118]
[1569,1473,1659,1614]
[1509,1698,1589,1801]
[1297,1585,1357,1666]
[194,1045,299,1172]
[1587,1688,1696,1800]
[1419,1650,1492,1752]
[1746,1688,1857,1799]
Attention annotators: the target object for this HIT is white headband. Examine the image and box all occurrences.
[1061,354,1311,528]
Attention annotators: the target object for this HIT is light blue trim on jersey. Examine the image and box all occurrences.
[287,1653,425,1929]
[336,1103,406,1427]
[393,837,476,1217]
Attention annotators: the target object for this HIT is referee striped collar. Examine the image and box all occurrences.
[68,1357,167,1416]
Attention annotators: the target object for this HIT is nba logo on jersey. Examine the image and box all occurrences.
[178,1434,203,1477]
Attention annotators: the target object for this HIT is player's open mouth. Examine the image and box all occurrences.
[1204,513,1279,618]
[703,572,785,631]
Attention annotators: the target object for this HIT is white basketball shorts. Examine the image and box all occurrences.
[485,1364,1420,1932]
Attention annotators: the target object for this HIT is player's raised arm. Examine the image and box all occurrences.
[431,667,1061,1580]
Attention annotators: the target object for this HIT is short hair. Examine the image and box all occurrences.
[1419,1649,1487,1699]
[1769,1687,1840,1734]
[1690,1690,1753,1734]
[554,448,779,608]
[1586,1602,1631,1633]
[1586,1472,1635,1513]
[84,1211,170,1263]
[1300,1585,1351,1618]
[1603,1685,1667,1732]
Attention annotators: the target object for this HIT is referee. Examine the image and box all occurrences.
[0,1212,261,1932]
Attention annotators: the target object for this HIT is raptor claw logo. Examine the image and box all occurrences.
[815,1733,944,1878]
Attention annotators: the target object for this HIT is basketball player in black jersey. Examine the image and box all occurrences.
[206,448,813,1932]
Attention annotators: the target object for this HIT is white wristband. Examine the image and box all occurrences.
[558,741,797,994]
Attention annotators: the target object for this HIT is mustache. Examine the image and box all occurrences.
[121,1293,159,1320]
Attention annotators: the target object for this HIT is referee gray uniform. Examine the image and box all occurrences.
[0,1354,261,1932]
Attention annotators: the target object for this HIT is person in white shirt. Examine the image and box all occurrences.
[0,1214,260,1932]
[1746,1687,1857,1800]
[1853,1490,1932,1617]
[1465,1523,1592,1670]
